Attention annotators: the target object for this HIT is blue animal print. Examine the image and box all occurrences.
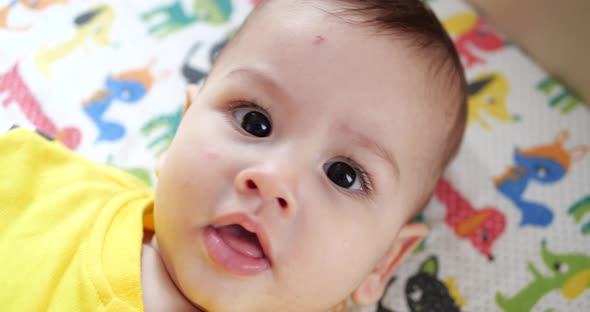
[494,130,588,227]
[83,62,156,142]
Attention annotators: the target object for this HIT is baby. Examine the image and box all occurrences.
[0,0,466,311]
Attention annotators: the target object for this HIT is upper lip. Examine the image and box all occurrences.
[209,213,273,264]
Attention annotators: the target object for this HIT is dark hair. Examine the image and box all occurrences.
[326,0,467,218]
[332,0,467,168]
[223,0,467,168]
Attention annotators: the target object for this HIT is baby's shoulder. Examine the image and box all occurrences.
[0,125,152,200]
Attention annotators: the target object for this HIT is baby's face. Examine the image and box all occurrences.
[155,1,453,311]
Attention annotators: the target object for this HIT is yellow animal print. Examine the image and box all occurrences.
[35,4,114,77]
[444,277,467,308]
[443,11,478,35]
[467,72,517,129]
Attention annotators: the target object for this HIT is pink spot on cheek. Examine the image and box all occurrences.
[313,35,325,45]
[205,151,219,161]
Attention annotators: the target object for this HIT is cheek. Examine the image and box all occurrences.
[204,149,220,162]
[155,120,225,203]
[284,216,382,305]
[166,143,228,194]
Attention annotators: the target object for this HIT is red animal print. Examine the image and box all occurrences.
[443,12,505,67]
[435,178,506,261]
[0,62,81,149]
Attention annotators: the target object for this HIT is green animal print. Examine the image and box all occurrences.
[142,0,233,38]
[106,155,153,187]
[142,106,183,156]
[568,195,590,235]
[538,78,583,114]
[412,213,426,254]
[496,240,590,312]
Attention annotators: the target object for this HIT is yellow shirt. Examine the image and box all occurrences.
[0,128,154,312]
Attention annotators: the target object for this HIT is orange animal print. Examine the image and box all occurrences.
[0,0,66,31]
[0,62,81,149]
[82,60,159,142]
[494,130,588,227]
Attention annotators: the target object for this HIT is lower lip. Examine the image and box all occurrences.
[202,226,271,276]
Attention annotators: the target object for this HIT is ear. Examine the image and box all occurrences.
[156,84,201,177]
[554,129,570,145]
[351,222,429,306]
[419,256,438,275]
[184,83,201,115]
[467,75,494,96]
[155,152,167,177]
[569,145,589,163]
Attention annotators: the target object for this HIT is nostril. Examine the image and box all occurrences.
[277,198,287,209]
[246,179,257,189]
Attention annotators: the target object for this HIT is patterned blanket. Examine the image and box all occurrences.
[1,0,588,311]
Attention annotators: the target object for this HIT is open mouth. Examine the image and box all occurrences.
[202,222,271,276]
[217,224,266,258]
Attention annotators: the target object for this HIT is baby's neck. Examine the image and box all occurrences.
[141,231,204,312]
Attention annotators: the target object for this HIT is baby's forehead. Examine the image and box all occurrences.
[233,1,454,82]
[215,0,462,141]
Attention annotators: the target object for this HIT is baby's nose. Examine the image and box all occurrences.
[246,179,288,209]
[234,168,297,216]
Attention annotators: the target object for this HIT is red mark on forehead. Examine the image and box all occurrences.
[313,35,325,45]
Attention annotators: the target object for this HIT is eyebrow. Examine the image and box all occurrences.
[225,67,400,180]
[224,67,290,102]
[343,126,401,181]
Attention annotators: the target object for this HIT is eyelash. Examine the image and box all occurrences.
[224,99,273,134]
[341,156,374,196]
[226,98,272,118]
[224,99,374,198]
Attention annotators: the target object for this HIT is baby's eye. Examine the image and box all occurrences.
[232,105,272,138]
[323,160,370,192]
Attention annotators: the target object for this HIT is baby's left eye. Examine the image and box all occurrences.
[232,105,272,138]
[324,160,369,192]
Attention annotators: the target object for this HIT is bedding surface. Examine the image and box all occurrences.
[0,0,588,311]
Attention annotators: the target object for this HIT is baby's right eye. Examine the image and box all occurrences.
[323,159,371,194]
[326,161,358,189]
[232,105,272,138]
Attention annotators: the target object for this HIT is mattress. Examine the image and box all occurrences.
[0,0,588,311]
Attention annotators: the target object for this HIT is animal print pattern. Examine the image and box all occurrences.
[0,0,589,311]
